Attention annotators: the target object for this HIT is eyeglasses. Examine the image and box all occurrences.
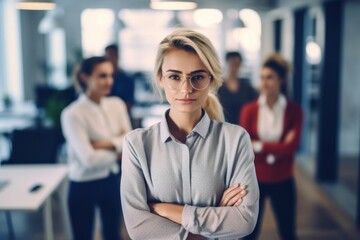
[162,71,212,91]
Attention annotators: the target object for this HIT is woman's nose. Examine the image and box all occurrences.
[180,78,193,93]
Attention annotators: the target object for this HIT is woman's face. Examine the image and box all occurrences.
[159,49,211,116]
[260,67,282,97]
[83,61,114,97]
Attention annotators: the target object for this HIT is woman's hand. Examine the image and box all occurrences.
[91,140,115,150]
[285,130,296,143]
[219,184,247,207]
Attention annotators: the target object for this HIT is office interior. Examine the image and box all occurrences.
[0,0,360,239]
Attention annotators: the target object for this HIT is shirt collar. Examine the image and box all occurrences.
[160,109,211,143]
[79,94,104,107]
[258,94,287,110]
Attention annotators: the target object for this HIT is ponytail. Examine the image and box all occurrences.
[72,64,85,93]
[203,93,224,122]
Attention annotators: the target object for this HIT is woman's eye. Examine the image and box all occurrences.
[191,75,204,81]
[168,75,181,80]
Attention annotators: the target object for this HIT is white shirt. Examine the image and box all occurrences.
[253,94,287,164]
[61,95,132,181]
[257,94,287,142]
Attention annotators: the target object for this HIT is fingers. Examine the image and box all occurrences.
[228,190,247,206]
[219,184,247,206]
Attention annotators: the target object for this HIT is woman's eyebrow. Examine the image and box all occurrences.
[165,69,207,74]
[190,70,207,74]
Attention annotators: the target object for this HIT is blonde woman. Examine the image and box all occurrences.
[61,57,132,240]
[121,30,259,240]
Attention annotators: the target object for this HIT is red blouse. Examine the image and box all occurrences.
[240,100,303,183]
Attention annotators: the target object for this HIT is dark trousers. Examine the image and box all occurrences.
[68,173,121,240]
[244,178,297,240]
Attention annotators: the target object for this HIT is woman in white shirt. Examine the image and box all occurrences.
[61,56,132,240]
[121,29,259,239]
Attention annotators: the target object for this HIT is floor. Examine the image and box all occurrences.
[1,164,360,240]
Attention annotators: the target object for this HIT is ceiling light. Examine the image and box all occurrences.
[306,38,322,65]
[150,0,197,11]
[16,0,56,11]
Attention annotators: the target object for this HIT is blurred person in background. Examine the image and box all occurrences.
[241,53,303,240]
[218,51,258,124]
[61,56,132,240]
[105,44,135,113]
[121,29,259,240]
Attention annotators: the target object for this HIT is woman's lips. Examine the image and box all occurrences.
[177,98,196,104]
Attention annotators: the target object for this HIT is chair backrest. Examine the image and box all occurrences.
[7,127,60,164]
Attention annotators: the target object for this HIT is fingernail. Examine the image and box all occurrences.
[233,184,239,188]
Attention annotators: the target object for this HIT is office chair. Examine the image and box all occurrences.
[5,127,60,164]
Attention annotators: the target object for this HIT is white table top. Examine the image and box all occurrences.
[0,164,67,211]
[0,118,34,134]
[0,101,37,118]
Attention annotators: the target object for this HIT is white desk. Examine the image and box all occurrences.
[0,164,68,240]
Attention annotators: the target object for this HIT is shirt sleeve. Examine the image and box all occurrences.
[111,99,133,153]
[61,109,117,169]
[182,131,259,239]
[121,136,188,240]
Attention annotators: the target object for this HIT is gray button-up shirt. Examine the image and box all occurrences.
[121,110,259,240]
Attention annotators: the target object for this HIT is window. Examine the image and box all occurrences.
[81,9,115,57]
[226,8,262,82]
[119,9,223,72]
[119,9,172,71]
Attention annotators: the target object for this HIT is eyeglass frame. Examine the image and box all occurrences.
[161,70,213,91]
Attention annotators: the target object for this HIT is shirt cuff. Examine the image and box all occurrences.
[252,141,263,153]
[182,205,199,234]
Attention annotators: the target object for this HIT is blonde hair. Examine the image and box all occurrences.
[153,29,224,122]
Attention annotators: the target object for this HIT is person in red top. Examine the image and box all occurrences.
[241,53,303,240]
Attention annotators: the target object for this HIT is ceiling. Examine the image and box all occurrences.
[57,0,276,13]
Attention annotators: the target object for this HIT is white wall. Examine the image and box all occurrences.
[339,0,360,156]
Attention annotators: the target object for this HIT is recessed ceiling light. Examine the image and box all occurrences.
[16,1,56,11]
[150,1,197,11]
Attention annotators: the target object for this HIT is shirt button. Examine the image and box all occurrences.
[266,154,276,165]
